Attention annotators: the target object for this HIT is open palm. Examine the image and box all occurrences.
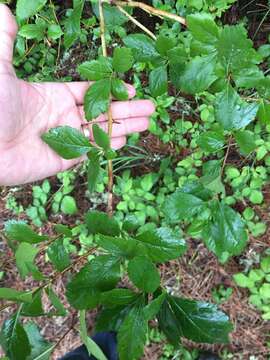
[0,4,154,186]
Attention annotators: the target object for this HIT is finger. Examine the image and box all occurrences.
[65,82,136,105]
[79,99,155,122]
[83,117,149,139]
[111,136,127,150]
[0,4,18,63]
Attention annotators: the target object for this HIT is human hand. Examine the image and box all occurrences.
[0,4,155,186]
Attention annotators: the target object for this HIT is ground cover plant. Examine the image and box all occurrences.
[0,0,270,359]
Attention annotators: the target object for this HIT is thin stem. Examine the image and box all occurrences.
[221,136,233,176]
[116,4,156,39]
[99,0,114,216]
[113,1,186,26]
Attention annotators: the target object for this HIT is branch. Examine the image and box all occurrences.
[113,1,186,26]
[116,4,156,40]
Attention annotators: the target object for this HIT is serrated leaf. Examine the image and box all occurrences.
[155,32,177,56]
[47,239,70,272]
[180,55,217,94]
[257,100,270,123]
[46,287,67,317]
[215,85,259,130]
[113,47,134,73]
[92,124,110,151]
[42,126,91,159]
[4,221,48,244]
[149,65,168,97]
[54,224,72,237]
[96,235,137,259]
[123,34,160,62]
[85,211,120,236]
[128,256,160,293]
[47,24,63,40]
[78,57,112,81]
[202,201,248,261]
[66,256,120,310]
[111,78,129,101]
[0,313,31,360]
[60,196,78,215]
[163,191,205,223]
[101,289,138,308]
[187,12,220,45]
[16,0,47,21]
[21,291,44,317]
[64,0,85,49]
[18,24,46,41]
[143,292,166,320]
[0,288,32,303]
[87,152,101,193]
[117,300,147,360]
[158,295,233,345]
[84,80,111,121]
[197,130,225,153]
[135,228,186,263]
[15,243,39,279]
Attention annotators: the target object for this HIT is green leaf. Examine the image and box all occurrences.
[79,310,107,360]
[143,292,166,321]
[155,32,177,56]
[95,305,131,333]
[85,211,120,236]
[46,287,67,316]
[163,191,205,223]
[135,228,186,263]
[47,24,63,40]
[257,100,270,123]
[15,243,39,279]
[0,288,32,303]
[47,239,70,272]
[64,0,85,49]
[215,85,259,130]
[149,65,168,97]
[187,12,220,45]
[158,295,233,345]
[233,273,254,288]
[113,47,134,73]
[111,78,129,101]
[42,126,91,159]
[16,0,47,21]
[92,124,110,151]
[4,221,48,244]
[123,34,160,62]
[92,3,127,30]
[101,289,138,308]
[197,130,225,153]
[87,151,101,193]
[21,291,44,317]
[96,235,137,259]
[60,195,78,215]
[84,79,111,121]
[78,57,112,81]
[24,322,53,360]
[128,256,160,293]
[0,311,31,360]
[18,24,46,41]
[234,130,257,155]
[200,160,224,195]
[54,224,72,237]
[117,300,147,360]
[217,24,262,74]
[202,201,248,261]
[66,255,120,310]
[180,55,217,94]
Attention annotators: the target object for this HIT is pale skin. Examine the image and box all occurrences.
[0,4,155,186]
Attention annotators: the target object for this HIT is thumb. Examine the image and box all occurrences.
[0,4,18,63]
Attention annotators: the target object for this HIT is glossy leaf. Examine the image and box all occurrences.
[42,126,91,159]
[18,24,46,41]
[202,201,248,261]
[15,243,39,279]
[197,130,225,153]
[123,34,160,62]
[60,195,78,215]
[234,130,257,155]
[24,322,53,360]
[87,151,101,193]
[155,33,177,56]
[101,289,138,308]
[163,190,205,223]
[47,239,70,272]
[187,12,220,45]
[4,220,48,244]
[66,256,120,310]
[111,78,129,101]
[128,256,160,293]
[64,0,85,49]
[92,124,110,151]
[85,211,120,236]
[149,65,168,97]
[21,291,44,317]
[215,85,259,130]
[0,288,32,303]
[143,292,166,321]
[113,47,134,73]
[78,57,112,81]
[46,287,67,317]
[84,79,111,121]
